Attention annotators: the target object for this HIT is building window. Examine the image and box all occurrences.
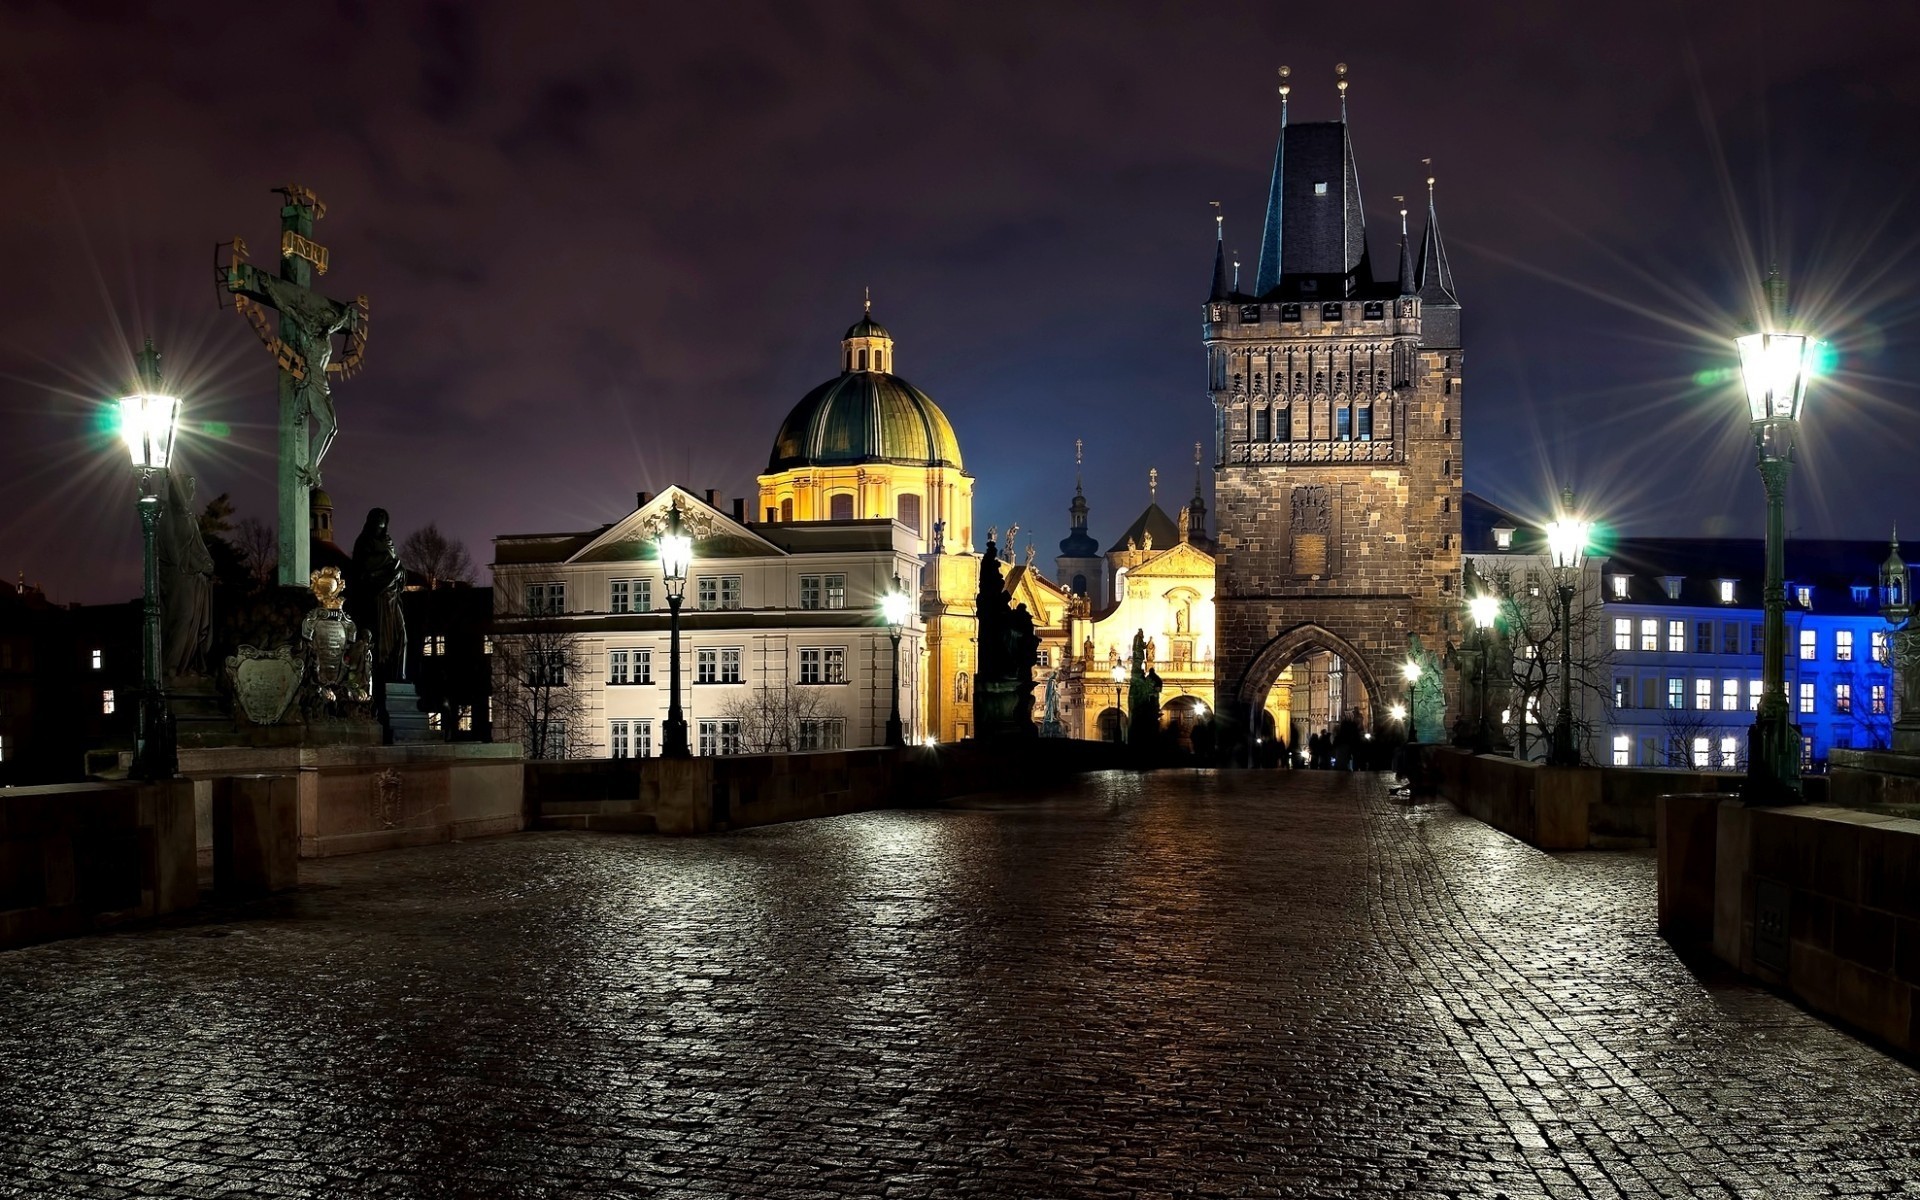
[1613,618,1632,651]
[1722,623,1740,656]
[1355,405,1372,441]
[483,637,494,656]
[422,635,445,657]
[828,494,855,521]
[1335,407,1351,441]
[798,647,846,685]
[1873,630,1890,664]
[1802,735,1815,767]
[1872,684,1888,715]
[696,648,741,684]
[1612,576,1630,599]
[1667,678,1685,709]
[528,649,566,687]
[1796,585,1813,607]
[800,574,847,611]
[1835,682,1852,714]
[1252,407,1269,441]
[609,649,652,685]
[1836,630,1853,662]
[1667,620,1685,653]
[1750,624,1763,655]
[101,689,115,715]
[897,494,922,534]
[1799,629,1817,661]
[1852,585,1872,605]
[796,719,844,751]
[780,498,794,522]
[1641,677,1659,709]
[1748,679,1763,712]
[1799,681,1816,714]
[1694,679,1712,711]
[1695,621,1713,654]
[698,719,741,756]
[1718,580,1736,604]
[611,578,653,614]
[90,648,102,670]
[697,576,742,611]
[1612,735,1631,766]
[525,582,565,615]
[1662,577,1682,599]
[611,719,652,758]
[1640,619,1658,652]
[1692,737,1710,769]
[427,712,443,732]
[1614,678,1629,710]
[457,706,473,732]
[1719,737,1739,769]
[1721,678,1739,711]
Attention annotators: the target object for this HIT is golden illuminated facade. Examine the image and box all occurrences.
[756,310,981,742]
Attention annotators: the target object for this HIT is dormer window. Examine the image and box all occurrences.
[1661,576,1682,600]
[1610,575,1629,599]
[1717,579,1736,604]
[1492,520,1516,551]
[1851,585,1872,605]
[1794,585,1812,608]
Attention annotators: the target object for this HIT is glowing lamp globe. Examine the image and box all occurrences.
[1111,665,1126,685]
[1468,594,1500,631]
[1735,331,1813,425]
[658,505,693,598]
[1389,703,1408,722]
[118,393,181,470]
[882,575,911,633]
[1401,660,1421,683]
[1543,494,1590,573]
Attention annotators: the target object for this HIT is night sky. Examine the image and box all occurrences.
[4,1,1917,604]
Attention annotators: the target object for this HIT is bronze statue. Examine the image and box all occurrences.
[349,508,408,682]
[157,473,214,680]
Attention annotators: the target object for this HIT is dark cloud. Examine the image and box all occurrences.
[1,0,1916,602]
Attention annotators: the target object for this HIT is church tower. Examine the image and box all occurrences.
[1056,440,1104,608]
[1206,64,1464,753]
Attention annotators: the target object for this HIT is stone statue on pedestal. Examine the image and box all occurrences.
[158,472,214,681]
[1406,634,1447,744]
[971,538,1039,739]
[349,509,407,682]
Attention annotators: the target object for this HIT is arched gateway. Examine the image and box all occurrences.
[1204,74,1465,761]
[1234,623,1383,761]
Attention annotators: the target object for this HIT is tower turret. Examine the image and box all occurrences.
[1056,438,1105,606]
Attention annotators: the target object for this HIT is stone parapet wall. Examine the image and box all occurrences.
[0,780,196,950]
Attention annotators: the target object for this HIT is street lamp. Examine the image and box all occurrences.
[881,573,910,748]
[1737,278,1815,803]
[1879,531,1916,754]
[1467,592,1501,753]
[118,340,182,782]
[1109,663,1126,743]
[1400,658,1422,743]
[658,502,693,758]
[1542,488,1590,767]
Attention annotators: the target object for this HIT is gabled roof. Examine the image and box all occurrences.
[494,486,782,567]
[1125,539,1216,578]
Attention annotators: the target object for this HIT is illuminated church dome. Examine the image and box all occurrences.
[767,306,963,472]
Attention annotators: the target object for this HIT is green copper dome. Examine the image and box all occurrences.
[844,315,892,340]
[768,371,963,472]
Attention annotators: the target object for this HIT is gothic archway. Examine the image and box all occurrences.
[1231,623,1384,764]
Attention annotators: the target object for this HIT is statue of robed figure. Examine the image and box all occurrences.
[157,472,214,681]
[348,508,408,739]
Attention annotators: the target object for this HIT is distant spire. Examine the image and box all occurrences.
[863,286,871,315]
[1148,467,1158,503]
[1060,437,1098,561]
[1209,202,1228,300]
[1416,166,1458,306]
[1336,62,1349,122]
[1231,250,1240,293]
[1395,196,1415,296]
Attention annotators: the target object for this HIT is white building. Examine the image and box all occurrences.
[492,486,924,758]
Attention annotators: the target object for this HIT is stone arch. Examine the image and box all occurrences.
[1234,621,1383,728]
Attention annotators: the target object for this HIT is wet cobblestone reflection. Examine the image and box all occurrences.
[2,771,1917,1197]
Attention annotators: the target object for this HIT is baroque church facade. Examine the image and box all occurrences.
[1206,70,1465,752]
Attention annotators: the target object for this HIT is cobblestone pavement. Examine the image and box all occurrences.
[3,771,1919,1199]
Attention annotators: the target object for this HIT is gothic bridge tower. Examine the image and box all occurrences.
[1206,65,1464,753]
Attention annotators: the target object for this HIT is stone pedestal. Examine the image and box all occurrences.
[384,682,433,744]
[211,774,299,895]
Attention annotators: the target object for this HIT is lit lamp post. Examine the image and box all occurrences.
[1109,664,1126,743]
[881,574,910,748]
[118,340,182,781]
[1467,592,1501,753]
[1879,533,1918,754]
[1736,281,1814,803]
[1401,659,1422,743]
[1542,490,1590,767]
[658,503,693,758]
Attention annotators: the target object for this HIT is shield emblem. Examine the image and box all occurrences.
[226,645,305,726]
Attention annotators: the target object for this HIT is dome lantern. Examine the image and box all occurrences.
[842,290,894,373]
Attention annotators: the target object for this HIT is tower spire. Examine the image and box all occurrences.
[1187,441,1208,544]
[864,286,871,315]
[1254,66,1291,297]
[1209,202,1229,300]
[1395,195,1415,296]
[1416,164,1458,306]
[1336,61,1349,122]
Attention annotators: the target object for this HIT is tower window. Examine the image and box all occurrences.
[1275,406,1290,442]
[1355,405,1371,441]
[1313,182,1329,195]
[1363,301,1384,319]
[829,493,855,521]
[1321,303,1343,321]
[1252,407,1269,441]
[1335,407,1351,441]
[1280,305,1301,322]
[896,494,922,534]
[858,348,868,370]
[780,498,794,522]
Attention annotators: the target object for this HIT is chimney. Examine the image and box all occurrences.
[731,497,746,523]
[704,488,719,508]
[637,491,651,509]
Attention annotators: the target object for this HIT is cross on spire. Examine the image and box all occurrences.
[1149,467,1158,501]
[864,286,871,315]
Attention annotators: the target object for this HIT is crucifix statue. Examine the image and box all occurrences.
[220,185,370,588]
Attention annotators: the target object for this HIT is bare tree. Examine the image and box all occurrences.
[1658,705,1718,770]
[233,516,279,587]
[1835,660,1894,752]
[1475,558,1615,764]
[717,686,845,753]
[491,608,593,759]
[401,522,476,589]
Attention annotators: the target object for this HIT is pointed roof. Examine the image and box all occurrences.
[569,485,780,564]
[1254,119,1371,298]
[1396,206,1415,296]
[1111,503,1180,555]
[1209,231,1229,301]
[1416,179,1457,306]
